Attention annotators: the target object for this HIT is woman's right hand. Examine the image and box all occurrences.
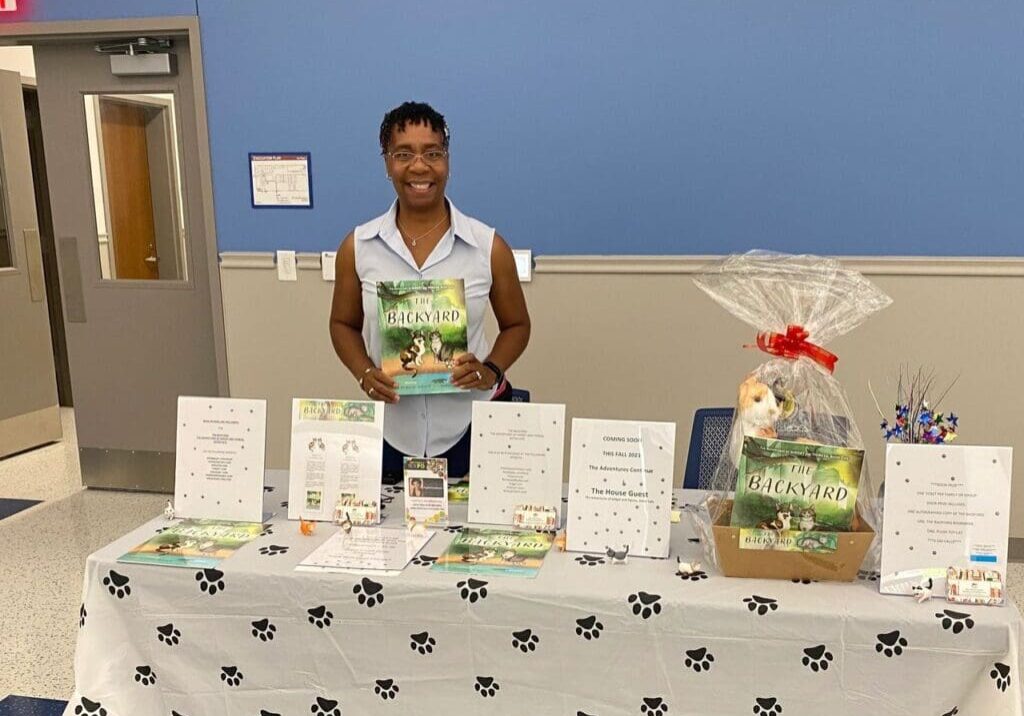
[360,366,399,404]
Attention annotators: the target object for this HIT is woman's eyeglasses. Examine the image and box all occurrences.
[386,149,449,165]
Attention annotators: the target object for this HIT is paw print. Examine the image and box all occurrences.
[941,708,959,716]
[258,711,281,716]
[512,628,539,653]
[857,570,880,582]
[790,578,815,585]
[574,554,605,567]
[753,696,782,715]
[936,609,975,635]
[677,570,708,582]
[875,630,908,657]
[991,662,1011,692]
[134,666,156,686]
[410,631,436,654]
[259,525,274,537]
[79,604,87,628]
[743,595,778,616]
[156,623,181,646]
[474,676,500,698]
[457,578,489,603]
[307,605,334,629]
[102,570,131,599]
[310,696,341,716]
[280,500,289,508]
[801,644,833,672]
[220,666,244,686]
[353,577,384,607]
[628,591,662,619]
[263,485,275,492]
[251,618,277,642]
[640,696,668,715]
[74,698,107,716]
[443,524,464,533]
[195,568,225,595]
[410,554,437,567]
[575,615,604,640]
[684,647,714,673]
[374,678,399,701]
[258,544,289,556]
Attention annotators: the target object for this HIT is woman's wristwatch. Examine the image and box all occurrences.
[483,360,504,387]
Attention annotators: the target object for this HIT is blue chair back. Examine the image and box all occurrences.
[509,388,530,402]
[683,407,734,490]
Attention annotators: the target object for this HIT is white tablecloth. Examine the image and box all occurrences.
[65,471,1024,716]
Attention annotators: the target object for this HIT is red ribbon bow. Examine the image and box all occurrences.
[754,324,838,373]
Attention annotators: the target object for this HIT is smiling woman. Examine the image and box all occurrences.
[329,101,531,481]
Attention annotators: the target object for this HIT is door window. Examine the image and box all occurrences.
[0,133,13,269]
[84,93,188,281]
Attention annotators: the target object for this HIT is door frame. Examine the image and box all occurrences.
[0,17,230,397]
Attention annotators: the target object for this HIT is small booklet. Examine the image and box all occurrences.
[405,456,449,526]
[377,278,467,395]
[296,526,433,573]
[431,528,553,578]
[731,437,864,553]
[118,519,264,569]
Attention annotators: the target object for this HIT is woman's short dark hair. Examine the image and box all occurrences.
[379,101,450,154]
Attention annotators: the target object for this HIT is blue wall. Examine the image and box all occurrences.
[11,1,1024,255]
[21,0,195,22]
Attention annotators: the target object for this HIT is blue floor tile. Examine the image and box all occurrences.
[0,498,41,521]
[0,696,68,716]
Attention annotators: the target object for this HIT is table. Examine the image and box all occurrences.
[65,471,1024,716]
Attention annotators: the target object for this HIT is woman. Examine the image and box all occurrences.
[329,101,530,481]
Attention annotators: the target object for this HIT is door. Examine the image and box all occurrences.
[33,36,222,490]
[0,68,62,458]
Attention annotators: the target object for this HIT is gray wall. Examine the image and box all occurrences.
[220,253,1024,537]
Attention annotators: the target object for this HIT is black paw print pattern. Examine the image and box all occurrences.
[251,618,277,641]
[743,595,778,616]
[156,623,181,646]
[410,631,436,654]
[677,569,708,582]
[941,708,959,716]
[628,591,662,619]
[790,578,815,585]
[684,647,714,673]
[753,697,782,715]
[134,665,156,686]
[259,525,274,537]
[512,628,539,653]
[353,577,384,607]
[574,554,605,567]
[991,662,1011,692]
[875,630,908,657]
[280,500,289,508]
[263,485,275,492]
[74,698,107,716]
[374,678,399,700]
[857,570,880,582]
[259,711,281,716]
[307,605,334,629]
[311,696,342,716]
[801,644,833,672]
[936,609,975,635]
[443,524,464,533]
[258,544,289,556]
[220,666,244,686]
[575,615,604,640]
[457,578,489,603]
[640,696,667,715]
[79,604,86,628]
[474,676,500,698]
[410,554,437,567]
[102,570,131,599]
[195,568,225,595]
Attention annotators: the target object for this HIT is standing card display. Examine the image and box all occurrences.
[468,402,565,525]
[404,457,449,526]
[566,418,675,558]
[287,399,384,523]
[880,444,1012,596]
[174,396,267,522]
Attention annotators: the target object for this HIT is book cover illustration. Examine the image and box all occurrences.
[376,279,467,395]
[732,437,864,553]
[431,528,553,578]
[118,519,264,569]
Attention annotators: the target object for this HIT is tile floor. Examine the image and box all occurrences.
[0,409,1021,701]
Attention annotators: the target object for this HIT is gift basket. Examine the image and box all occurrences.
[688,251,892,581]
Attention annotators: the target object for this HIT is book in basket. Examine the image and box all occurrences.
[376,278,467,395]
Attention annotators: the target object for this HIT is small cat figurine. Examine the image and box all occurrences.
[798,506,816,531]
[428,330,456,368]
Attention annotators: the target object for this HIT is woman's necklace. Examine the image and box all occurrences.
[397,213,449,247]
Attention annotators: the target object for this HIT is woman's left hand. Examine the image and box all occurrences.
[450,353,497,390]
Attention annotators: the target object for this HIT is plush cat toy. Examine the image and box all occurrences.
[729,374,783,465]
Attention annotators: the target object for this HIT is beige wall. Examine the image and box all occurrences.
[220,253,1024,537]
